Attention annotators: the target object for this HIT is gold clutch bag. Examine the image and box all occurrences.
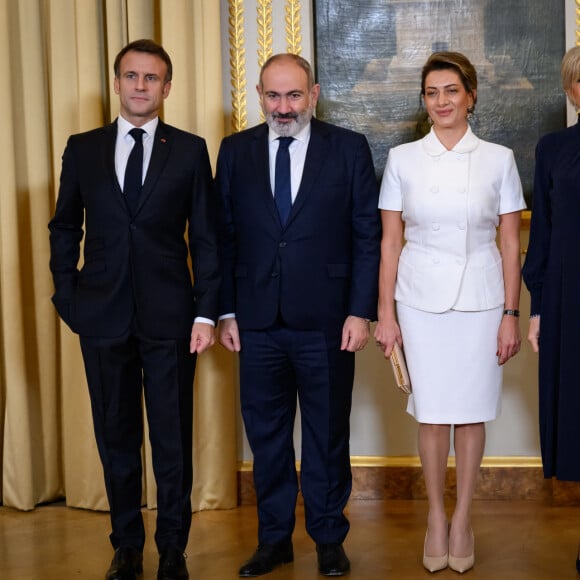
[390,342,412,394]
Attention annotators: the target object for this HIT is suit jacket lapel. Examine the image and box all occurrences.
[135,120,172,215]
[287,119,329,225]
[103,121,128,212]
[250,124,281,226]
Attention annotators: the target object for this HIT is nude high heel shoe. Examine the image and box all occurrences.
[448,529,474,574]
[423,530,448,573]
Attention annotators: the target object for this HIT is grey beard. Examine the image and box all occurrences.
[266,108,313,137]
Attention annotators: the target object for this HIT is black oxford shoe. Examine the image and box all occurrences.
[317,543,350,576]
[157,547,189,580]
[105,547,143,580]
[238,542,294,577]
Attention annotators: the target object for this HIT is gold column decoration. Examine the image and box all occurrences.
[256,0,273,123]
[285,0,303,55]
[257,0,273,67]
[577,0,580,45]
[228,0,248,132]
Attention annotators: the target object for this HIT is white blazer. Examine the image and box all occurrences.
[379,126,526,313]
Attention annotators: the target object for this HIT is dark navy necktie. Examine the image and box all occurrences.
[274,136,294,225]
[124,128,145,215]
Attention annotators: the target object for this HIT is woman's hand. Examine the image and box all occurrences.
[374,317,402,358]
[527,316,540,353]
[497,314,521,365]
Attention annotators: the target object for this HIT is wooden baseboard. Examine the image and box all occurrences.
[237,457,580,505]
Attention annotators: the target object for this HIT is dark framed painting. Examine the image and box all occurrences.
[314,0,566,206]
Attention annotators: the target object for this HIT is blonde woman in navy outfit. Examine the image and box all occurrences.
[374,52,525,574]
[523,46,580,575]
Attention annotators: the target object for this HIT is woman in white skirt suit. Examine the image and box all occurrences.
[374,52,525,574]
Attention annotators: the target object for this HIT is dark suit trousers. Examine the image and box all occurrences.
[239,324,354,546]
[80,330,196,552]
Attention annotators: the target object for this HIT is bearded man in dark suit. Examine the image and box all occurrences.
[49,39,220,580]
[217,53,381,577]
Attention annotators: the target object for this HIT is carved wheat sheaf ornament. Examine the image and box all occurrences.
[257,0,273,67]
[229,0,248,132]
[257,0,273,122]
[577,0,580,45]
[285,0,302,55]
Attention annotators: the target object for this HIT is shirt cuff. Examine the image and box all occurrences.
[219,313,236,321]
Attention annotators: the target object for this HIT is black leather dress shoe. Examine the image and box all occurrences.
[317,543,350,576]
[238,542,294,577]
[106,547,143,580]
[157,547,189,580]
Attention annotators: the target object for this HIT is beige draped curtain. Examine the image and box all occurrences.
[0,0,237,512]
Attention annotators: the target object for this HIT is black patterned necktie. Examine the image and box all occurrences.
[124,128,145,215]
[274,137,294,225]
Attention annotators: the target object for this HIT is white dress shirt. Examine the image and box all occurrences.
[268,123,311,201]
[115,115,158,189]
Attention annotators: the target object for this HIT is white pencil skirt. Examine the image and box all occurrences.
[396,302,504,424]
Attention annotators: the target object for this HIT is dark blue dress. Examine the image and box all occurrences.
[523,118,580,482]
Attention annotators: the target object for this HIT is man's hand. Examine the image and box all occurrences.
[219,317,241,352]
[340,315,370,352]
[189,322,216,354]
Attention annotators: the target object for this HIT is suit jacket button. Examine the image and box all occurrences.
[279,241,287,247]
[271,272,279,278]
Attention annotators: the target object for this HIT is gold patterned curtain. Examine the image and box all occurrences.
[0,0,237,512]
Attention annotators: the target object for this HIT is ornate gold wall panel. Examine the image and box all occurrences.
[227,0,306,133]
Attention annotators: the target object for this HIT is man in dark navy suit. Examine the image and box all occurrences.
[217,53,380,577]
[49,39,220,580]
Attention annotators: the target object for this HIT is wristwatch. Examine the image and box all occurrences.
[503,309,520,317]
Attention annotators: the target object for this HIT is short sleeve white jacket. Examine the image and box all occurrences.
[379,126,526,313]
